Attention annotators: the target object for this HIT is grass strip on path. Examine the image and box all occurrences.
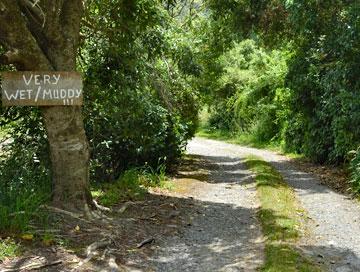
[245,155,322,272]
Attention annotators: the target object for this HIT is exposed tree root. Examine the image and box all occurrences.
[93,200,111,212]
[2,260,62,272]
[71,239,113,272]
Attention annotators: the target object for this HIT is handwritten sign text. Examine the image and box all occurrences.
[1,72,83,106]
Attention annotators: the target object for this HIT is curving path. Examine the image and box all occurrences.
[186,138,360,272]
[132,137,360,272]
[144,138,265,271]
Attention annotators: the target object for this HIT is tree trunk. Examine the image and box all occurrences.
[0,0,94,211]
[43,107,93,211]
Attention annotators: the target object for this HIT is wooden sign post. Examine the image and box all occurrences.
[1,71,83,106]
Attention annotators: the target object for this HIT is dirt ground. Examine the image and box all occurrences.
[1,194,199,271]
[0,154,218,271]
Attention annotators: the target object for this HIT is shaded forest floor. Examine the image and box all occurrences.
[0,188,197,271]
[0,155,215,271]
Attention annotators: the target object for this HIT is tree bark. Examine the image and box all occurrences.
[0,0,93,211]
[43,107,93,211]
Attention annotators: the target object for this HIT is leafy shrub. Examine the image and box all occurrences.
[81,0,199,182]
[83,51,198,182]
[281,113,306,154]
[0,238,20,261]
[207,39,289,145]
[285,48,360,163]
[0,127,51,233]
[94,164,168,206]
[208,101,234,131]
[350,148,360,193]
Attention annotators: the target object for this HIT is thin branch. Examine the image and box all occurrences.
[18,0,45,27]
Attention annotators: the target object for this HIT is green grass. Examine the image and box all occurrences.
[245,156,322,272]
[197,127,306,159]
[0,188,50,234]
[0,238,20,261]
[92,164,172,206]
[196,127,280,149]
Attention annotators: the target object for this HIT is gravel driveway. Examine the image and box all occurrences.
[142,138,265,271]
[133,137,360,272]
[187,138,360,272]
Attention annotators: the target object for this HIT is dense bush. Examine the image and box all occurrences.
[84,59,198,181]
[82,1,199,181]
[0,110,50,232]
[283,1,360,163]
[350,148,360,193]
[206,33,360,165]
[206,40,289,144]
[203,1,360,169]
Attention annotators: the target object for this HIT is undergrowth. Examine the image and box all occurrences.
[350,147,360,194]
[0,149,51,234]
[0,238,20,262]
[92,164,171,206]
[197,108,284,151]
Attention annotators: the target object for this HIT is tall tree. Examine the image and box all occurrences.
[0,0,92,211]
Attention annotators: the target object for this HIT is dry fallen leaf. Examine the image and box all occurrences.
[21,233,34,241]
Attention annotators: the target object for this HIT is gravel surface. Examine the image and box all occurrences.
[131,137,360,271]
[141,138,265,271]
[190,138,360,272]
